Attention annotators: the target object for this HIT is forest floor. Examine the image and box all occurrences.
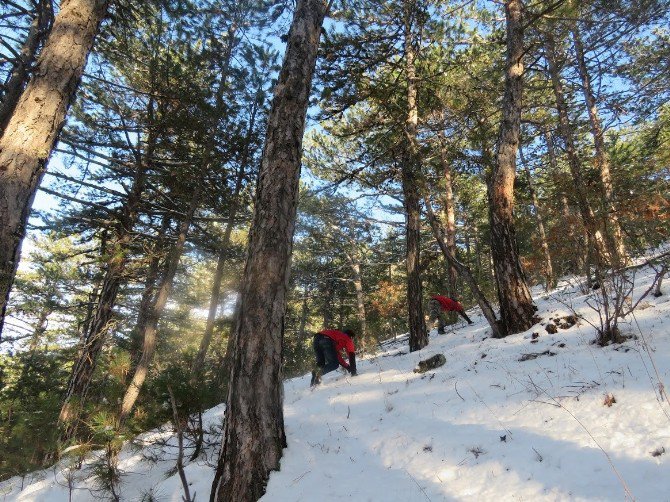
[2,258,670,501]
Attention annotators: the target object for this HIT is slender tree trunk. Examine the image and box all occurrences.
[322,275,335,326]
[425,197,503,338]
[211,1,328,499]
[488,0,536,336]
[348,255,367,341]
[402,0,427,352]
[0,0,109,341]
[297,287,310,342]
[0,0,54,134]
[58,99,154,433]
[544,31,609,268]
[572,26,627,265]
[519,148,555,290]
[119,185,201,423]
[129,217,168,360]
[191,99,259,376]
[437,129,458,296]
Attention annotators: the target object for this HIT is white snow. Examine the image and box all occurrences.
[2,262,670,501]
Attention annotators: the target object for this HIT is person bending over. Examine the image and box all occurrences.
[311,328,357,386]
[429,295,474,334]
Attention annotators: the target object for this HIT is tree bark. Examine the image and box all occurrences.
[0,0,54,134]
[488,0,536,336]
[544,31,609,268]
[572,26,627,265]
[0,0,109,341]
[210,1,328,500]
[402,0,427,352]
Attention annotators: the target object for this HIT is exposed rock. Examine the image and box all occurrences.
[414,354,446,373]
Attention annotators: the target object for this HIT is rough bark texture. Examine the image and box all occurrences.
[402,0,428,352]
[424,197,503,338]
[544,31,609,267]
[488,0,536,336]
[0,0,54,134]
[210,1,328,500]
[572,26,627,265]
[0,0,109,340]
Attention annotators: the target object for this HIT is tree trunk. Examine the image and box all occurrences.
[519,148,555,290]
[488,0,536,336]
[322,274,335,326]
[297,287,310,342]
[544,31,609,268]
[425,197,503,338]
[58,98,154,434]
[0,0,54,134]
[191,98,259,376]
[437,129,458,296]
[210,1,328,500]
[572,26,627,265]
[118,185,201,424]
[402,0,427,352]
[129,217,168,360]
[0,0,109,341]
[349,257,367,341]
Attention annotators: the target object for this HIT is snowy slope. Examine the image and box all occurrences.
[2,263,670,501]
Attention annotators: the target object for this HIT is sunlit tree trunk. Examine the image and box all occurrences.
[0,0,109,341]
[544,31,609,268]
[0,0,54,134]
[402,0,427,352]
[519,148,555,290]
[488,0,536,336]
[210,1,329,499]
[192,98,259,376]
[437,128,458,296]
[58,98,154,436]
[119,181,202,424]
[572,26,627,265]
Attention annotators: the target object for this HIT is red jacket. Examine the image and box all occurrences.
[318,329,355,368]
[432,295,464,313]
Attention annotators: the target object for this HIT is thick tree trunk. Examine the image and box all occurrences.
[0,0,109,341]
[402,1,427,352]
[572,26,627,265]
[210,1,328,500]
[519,148,555,290]
[119,186,201,423]
[544,32,609,268]
[191,99,258,376]
[0,1,54,134]
[488,0,536,336]
[425,197,503,338]
[437,129,458,296]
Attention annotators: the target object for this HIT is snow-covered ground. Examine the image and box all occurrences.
[2,262,670,501]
